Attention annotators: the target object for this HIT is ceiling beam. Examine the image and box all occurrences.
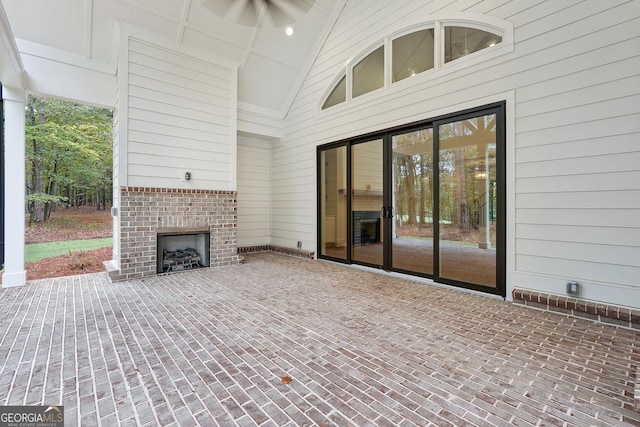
[0,2,25,88]
[240,1,269,73]
[177,0,192,43]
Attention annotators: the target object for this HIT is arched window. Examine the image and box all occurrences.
[353,46,384,98]
[444,26,502,63]
[392,28,434,83]
[320,16,512,110]
[322,74,346,109]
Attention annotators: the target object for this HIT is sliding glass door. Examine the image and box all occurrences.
[391,128,434,275]
[351,138,385,266]
[436,112,499,288]
[319,145,347,260]
[318,103,505,296]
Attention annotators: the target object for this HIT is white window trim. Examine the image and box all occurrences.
[318,14,514,112]
[389,24,436,84]
[321,70,347,110]
[349,42,385,101]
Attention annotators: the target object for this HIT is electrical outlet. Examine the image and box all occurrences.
[566,281,580,296]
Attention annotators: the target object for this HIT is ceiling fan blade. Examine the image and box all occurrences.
[200,0,235,17]
[296,0,315,14]
[267,0,316,27]
[201,0,315,28]
[238,0,260,26]
[268,3,294,27]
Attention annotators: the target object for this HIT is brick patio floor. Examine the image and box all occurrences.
[1,253,639,426]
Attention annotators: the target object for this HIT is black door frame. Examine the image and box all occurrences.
[431,103,506,296]
[317,101,506,297]
[347,135,392,270]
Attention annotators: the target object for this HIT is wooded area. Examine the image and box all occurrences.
[25,95,113,223]
[392,120,497,235]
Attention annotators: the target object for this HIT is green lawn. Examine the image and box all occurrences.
[25,238,112,263]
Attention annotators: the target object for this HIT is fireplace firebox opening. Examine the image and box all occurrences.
[157,230,210,273]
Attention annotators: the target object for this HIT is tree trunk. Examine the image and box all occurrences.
[405,157,416,224]
[30,157,45,223]
[419,154,426,224]
[30,106,47,223]
[66,184,72,207]
[44,160,59,221]
[394,160,404,226]
[455,147,469,232]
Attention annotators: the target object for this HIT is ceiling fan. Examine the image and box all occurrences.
[201,0,316,28]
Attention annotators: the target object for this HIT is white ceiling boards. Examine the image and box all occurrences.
[2,0,340,114]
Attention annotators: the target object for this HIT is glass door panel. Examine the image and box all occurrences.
[438,113,497,287]
[392,128,434,274]
[318,102,504,296]
[352,139,384,266]
[320,146,347,260]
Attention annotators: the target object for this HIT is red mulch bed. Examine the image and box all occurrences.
[1,207,113,282]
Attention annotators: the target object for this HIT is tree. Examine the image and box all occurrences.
[25,95,113,223]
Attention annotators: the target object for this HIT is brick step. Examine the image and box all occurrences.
[512,289,640,330]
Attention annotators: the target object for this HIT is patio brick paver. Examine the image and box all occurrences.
[1,252,639,426]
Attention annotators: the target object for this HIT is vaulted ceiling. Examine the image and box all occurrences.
[1,0,341,114]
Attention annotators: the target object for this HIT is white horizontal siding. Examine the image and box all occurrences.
[128,135,227,157]
[275,0,640,307]
[517,191,640,210]
[128,74,231,109]
[127,152,229,174]
[517,208,638,229]
[516,96,640,134]
[517,171,640,194]
[516,115,639,150]
[516,255,638,286]
[121,34,236,190]
[517,239,640,268]
[516,223,640,247]
[516,152,640,179]
[237,135,271,246]
[129,86,230,118]
[128,96,230,126]
[127,120,228,146]
[516,133,637,163]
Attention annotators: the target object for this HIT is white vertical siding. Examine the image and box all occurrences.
[237,134,272,246]
[277,0,640,307]
[118,29,237,190]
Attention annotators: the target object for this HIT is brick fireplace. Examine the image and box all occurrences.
[157,230,210,273]
[107,187,238,282]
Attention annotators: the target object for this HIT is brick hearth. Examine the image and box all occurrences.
[107,187,238,282]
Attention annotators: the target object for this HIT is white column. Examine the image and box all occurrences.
[2,85,26,287]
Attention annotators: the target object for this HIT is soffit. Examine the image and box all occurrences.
[1,0,339,114]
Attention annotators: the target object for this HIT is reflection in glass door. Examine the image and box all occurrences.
[318,103,504,296]
[351,139,384,266]
[437,113,497,287]
[319,146,347,260]
[392,128,433,275]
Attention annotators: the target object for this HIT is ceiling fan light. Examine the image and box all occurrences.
[285,26,294,36]
[202,0,315,28]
